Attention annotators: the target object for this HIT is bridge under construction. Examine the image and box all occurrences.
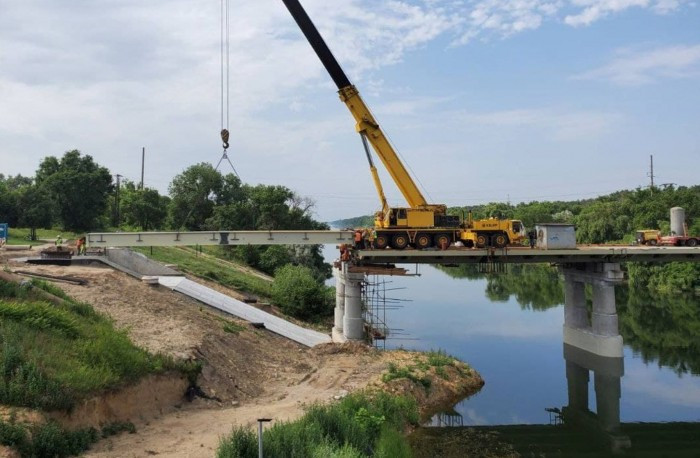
[85,229,700,358]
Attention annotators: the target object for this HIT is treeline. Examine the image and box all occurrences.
[0,149,332,299]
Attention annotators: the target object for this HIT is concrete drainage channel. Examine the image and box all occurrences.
[62,248,331,347]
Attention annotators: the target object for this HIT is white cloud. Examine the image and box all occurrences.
[574,44,700,85]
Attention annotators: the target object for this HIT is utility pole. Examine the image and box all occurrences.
[114,174,123,227]
[140,147,145,190]
[647,154,655,194]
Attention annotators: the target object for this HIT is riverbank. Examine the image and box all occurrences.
[0,246,485,456]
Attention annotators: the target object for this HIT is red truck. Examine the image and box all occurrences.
[659,234,699,247]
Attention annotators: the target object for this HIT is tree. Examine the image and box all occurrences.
[36,150,113,231]
[167,163,229,230]
[17,185,54,240]
[120,181,169,230]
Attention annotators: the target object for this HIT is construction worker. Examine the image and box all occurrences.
[367,228,376,250]
[55,234,63,246]
[528,230,537,249]
[354,229,364,249]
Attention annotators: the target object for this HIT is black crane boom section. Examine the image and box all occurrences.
[280,0,352,90]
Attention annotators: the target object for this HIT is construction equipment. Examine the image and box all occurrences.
[280,0,524,249]
[636,230,660,246]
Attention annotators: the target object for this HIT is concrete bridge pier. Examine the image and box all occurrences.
[560,263,625,357]
[332,264,365,343]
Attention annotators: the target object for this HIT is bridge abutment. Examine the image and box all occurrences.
[333,264,365,342]
[560,263,625,357]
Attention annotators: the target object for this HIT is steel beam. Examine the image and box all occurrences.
[87,230,354,247]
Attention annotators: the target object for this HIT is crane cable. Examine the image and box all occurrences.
[220,0,230,150]
[215,0,239,178]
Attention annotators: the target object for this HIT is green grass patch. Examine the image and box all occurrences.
[426,349,456,368]
[217,391,418,458]
[133,246,272,298]
[0,278,193,412]
[216,316,246,335]
[381,363,431,390]
[0,418,99,457]
[4,228,82,246]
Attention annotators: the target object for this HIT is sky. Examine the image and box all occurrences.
[1,0,699,222]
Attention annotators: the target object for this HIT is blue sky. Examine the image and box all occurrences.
[1,0,699,221]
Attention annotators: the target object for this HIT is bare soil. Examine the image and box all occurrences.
[0,250,484,457]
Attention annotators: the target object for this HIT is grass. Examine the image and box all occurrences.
[4,227,82,246]
[217,391,418,458]
[0,278,194,412]
[382,363,431,390]
[0,418,99,457]
[133,246,272,298]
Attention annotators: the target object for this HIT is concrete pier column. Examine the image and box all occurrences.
[592,281,619,337]
[333,267,345,333]
[343,273,365,341]
[564,277,588,329]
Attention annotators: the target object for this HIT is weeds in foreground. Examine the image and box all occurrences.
[217,391,418,458]
[0,419,98,457]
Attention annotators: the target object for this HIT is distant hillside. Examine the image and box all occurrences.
[328,215,374,228]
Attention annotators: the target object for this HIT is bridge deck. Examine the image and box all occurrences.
[355,245,700,264]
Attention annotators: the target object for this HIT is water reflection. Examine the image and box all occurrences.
[560,342,630,454]
[439,264,700,376]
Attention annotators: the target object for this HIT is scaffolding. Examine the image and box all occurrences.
[362,275,409,349]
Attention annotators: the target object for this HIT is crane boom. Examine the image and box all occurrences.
[280,0,434,210]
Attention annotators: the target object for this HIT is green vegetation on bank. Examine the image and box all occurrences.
[217,391,419,458]
[0,278,183,410]
[0,277,195,456]
[135,246,334,321]
[133,246,273,298]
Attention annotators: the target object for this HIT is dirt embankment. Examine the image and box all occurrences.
[1,252,484,457]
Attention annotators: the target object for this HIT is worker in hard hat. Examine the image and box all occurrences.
[55,234,63,246]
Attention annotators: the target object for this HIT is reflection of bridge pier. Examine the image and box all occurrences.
[560,263,625,357]
[563,342,631,453]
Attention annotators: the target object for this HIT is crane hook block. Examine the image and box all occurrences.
[220,129,230,150]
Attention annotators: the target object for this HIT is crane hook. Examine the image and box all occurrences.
[220,129,230,150]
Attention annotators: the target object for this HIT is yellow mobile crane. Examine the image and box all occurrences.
[281,0,525,249]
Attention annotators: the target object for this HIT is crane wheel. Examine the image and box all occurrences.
[391,234,409,250]
[492,233,508,248]
[415,233,432,249]
[476,234,488,248]
[687,238,698,247]
[434,233,451,250]
[375,234,389,249]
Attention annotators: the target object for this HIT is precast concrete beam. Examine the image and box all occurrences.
[88,230,354,247]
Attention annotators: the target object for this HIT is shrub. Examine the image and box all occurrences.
[271,265,331,319]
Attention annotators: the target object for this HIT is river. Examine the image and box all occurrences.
[323,246,700,454]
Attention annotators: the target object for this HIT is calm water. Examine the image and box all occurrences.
[323,246,700,452]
